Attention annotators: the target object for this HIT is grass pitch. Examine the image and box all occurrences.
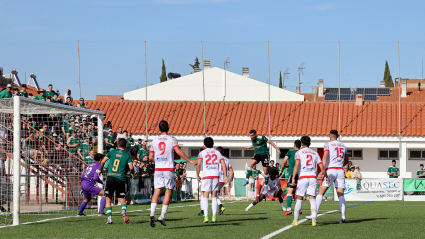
[1,200,425,238]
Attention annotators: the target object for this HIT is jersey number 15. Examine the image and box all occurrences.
[335,147,345,158]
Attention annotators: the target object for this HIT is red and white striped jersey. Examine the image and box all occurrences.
[198,148,224,179]
[149,135,179,171]
[219,156,232,184]
[295,148,322,179]
[324,140,347,169]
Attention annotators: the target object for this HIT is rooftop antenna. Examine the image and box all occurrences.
[282,67,290,89]
[298,62,309,91]
[223,57,230,100]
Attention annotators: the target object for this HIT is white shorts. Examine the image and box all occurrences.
[260,187,277,197]
[296,178,317,197]
[201,178,219,192]
[154,171,176,190]
[321,169,345,188]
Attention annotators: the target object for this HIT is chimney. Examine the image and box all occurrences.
[242,67,249,77]
[401,79,407,97]
[318,79,324,96]
[380,80,385,88]
[194,67,201,73]
[203,60,210,70]
[355,94,363,106]
[295,86,300,94]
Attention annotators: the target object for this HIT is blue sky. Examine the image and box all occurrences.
[1,0,425,100]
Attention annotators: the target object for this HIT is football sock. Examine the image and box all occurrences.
[309,198,317,221]
[99,197,106,213]
[161,204,169,218]
[121,204,127,214]
[202,197,209,217]
[339,196,346,220]
[212,197,218,217]
[264,175,269,185]
[106,207,112,217]
[287,194,293,210]
[246,168,252,180]
[316,194,323,212]
[216,196,222,206]
[294,199,302,221]
[280,202,285,209]
[150,203,157,217]
[246,203,254,210]
[79,201,87,214]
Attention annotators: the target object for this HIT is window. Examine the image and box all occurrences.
[190,148,203,157]
[409,150,425,160]
[230,149,243,158]
[379,149,399,160]
[347,149,363,160]
[279,148,290,158]
[244,149,254,158]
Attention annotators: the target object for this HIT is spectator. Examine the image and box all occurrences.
[78,136,92,161]
[77,98,86,108]
[417,164,425,178]
[350,165,362,179]
[270,160,275,168]
[116,127,126,140]
[344,167,351,178]
[105,129,114,151]
[388,160,400,178]
[135,139,144,151]
[53,93,62,103]
[40,124,51,136]
[36,89,46,101]
[275,163,281,171]
[67,132,79,157]
[64,89,72,103]
[13,88,19,96]
[91,138,98,153]
[137,140,148,160]
[0,84,12,98]
[19,84,28,97]
[29,93,34,99]
[63,97,72,106]
[82,150,95,171]
[0,152,6,176]
[0,152,8,212]
[345,160,353,169]
[175,163,183,201]
[127,131,134,147]
[46,96,52,103]
[281,165,290,179]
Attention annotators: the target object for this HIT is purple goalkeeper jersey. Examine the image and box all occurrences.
[81,162,103,186]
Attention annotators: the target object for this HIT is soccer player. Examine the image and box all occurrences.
[149,120,196,227]
[280,140,301,216]
[291,136,327,227]
[78,153,107,216]
[245,167,285,211]
[216,146,234,215]
[315,130,348,223]
[100,138,134,224]
[197,137,228,223]
[243,129,281,192]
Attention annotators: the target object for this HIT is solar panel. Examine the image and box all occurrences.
[364,95,377,101]
[377,88,391,95]
[324,94,338,101]
[357,88,365,95]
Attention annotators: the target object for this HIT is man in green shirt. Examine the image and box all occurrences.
[0,84,12,98]
[45,84,57,98]
[244,129,281,187]
[137,140,149,161]
[388,160,400,178]
[78,137,93,161]
[281,165,290,179]
[35,89,46,101]
[67,132,79,156]
[279,140,301,216]
[19,84,28,97]
[101,138,134,225]
[82,150,95,171]
[105,130,115,151]
[417,164,425,178]
[135,139,144,151]
[250,165,263,179]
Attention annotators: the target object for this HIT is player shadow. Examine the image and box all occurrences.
[319,218,387,226]
[137,218,188,224]
[164,222,242,229]
[226,213,267,215]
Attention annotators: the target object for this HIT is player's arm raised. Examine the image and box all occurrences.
[175,147,197,166]
[267,141,281,155]
[245,145,254,150]
[196,157,202,182]
[220,159,228,184]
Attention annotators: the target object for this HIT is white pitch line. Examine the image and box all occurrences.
[0,201,242,229]
[259,209,339,239]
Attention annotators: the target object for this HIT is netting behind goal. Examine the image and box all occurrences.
[0,97,103,226]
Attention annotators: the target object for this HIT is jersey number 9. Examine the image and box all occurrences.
[112,159,119,172]
[159,142,166,155]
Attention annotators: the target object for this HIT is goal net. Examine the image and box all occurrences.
[0,96,103,226]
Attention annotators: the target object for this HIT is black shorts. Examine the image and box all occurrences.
[287,174,299,189]
[253,154,270,167]
[104,176,126,198]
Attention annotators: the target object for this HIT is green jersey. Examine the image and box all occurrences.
[417,170,425,178]
[45,90,55,98]
[79,143,92,158]
[250,170,262,178]
[106,135,114,145]
[281,168,290,179]
[251,135,269,155]
[36,94,46,101]
[19,91,28,97]
[61,121,70,135]
[0,90,12,98]
[68,137,79,154]
[285,149,298,176]
[84,156,95,165]
[135,144,143,151]
[128,137,134,145]
[388,167,399,178]
[106,149,132,182]
[137,149,149,158]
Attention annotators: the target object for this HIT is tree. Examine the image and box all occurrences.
[189,57,201,70]
[279,71,283,89]
[383,61,394,87]
[160,59,167,83]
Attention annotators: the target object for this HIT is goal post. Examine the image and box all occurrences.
[0,96,103,226]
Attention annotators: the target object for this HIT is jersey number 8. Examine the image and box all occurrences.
[205,154,218,165]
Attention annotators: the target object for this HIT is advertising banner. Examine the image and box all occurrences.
[344,178,402,201]
[404,179,425,192]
